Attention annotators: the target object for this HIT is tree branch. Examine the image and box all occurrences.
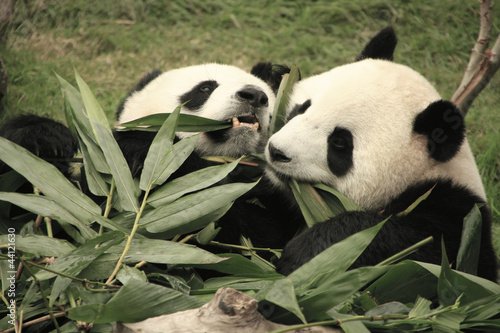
[451,0,500,115]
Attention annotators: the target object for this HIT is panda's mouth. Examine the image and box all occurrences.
[231,115,260,131]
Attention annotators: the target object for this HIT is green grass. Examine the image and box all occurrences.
[1,0,499,253]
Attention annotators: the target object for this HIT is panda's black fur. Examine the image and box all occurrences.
[0,62,300,250]
[0,115,78,177]
[268,27,498,282]
[276,179,496,280]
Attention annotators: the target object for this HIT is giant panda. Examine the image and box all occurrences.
[0,62,299,248]
[112,62,300,248]
[265,39,498,281]
[114,62,290,177]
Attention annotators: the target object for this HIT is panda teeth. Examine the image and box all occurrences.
[232,117,259,131]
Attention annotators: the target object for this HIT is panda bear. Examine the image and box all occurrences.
[114,62,290,177]
[0,62,298,248]
[265,37,498,281]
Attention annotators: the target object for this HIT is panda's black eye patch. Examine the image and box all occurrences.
[327,127,353,177]
[287,99,311,122]
[180,80,219,111]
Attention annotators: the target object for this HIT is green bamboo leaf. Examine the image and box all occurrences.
[74,70,111,132]
[289,179,334,227]
[314,183,362,212]
[288,218,388,292]
[270,66,300,134]
[74,118,111,176]
[68,279,205,323]
[142,182,257,234]
[195,222,221,245]
[0,138,102,221]
[148,157,242,207]
[56,73,91,138]
[192,253,281,276]
[397,184,435,216]
[364,302,410,316]
[433,312,467,332]
[0,192,97,239]
[0,234,75,257]
[272,266,388,323]
[438,239,492,307]
[105,238,225,265]
[408,296,433,318]
[327,309,371,333]
[140,105,180,191]
[116,265,147,285]
[0,260,10,293]
[366,260,437,305]
[0,170,27,215]
[119,113,232,132]
[145,201,232,237]
[36,231,125,281]
[141,134,199,191]
[255,277,306,323]
[90,119,140,212]
[416,261,500,295]
[456,204,482,276]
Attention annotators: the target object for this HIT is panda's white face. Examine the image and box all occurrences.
[117,63,275,157]
[266,59,484,209]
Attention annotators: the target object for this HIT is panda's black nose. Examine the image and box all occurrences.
[237,86,269,108]
[268,143,291,163]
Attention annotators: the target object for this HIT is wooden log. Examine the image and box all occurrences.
[114,287,341,333]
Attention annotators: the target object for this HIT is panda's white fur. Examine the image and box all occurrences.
[266,59,485,210]
[117,63,275,158]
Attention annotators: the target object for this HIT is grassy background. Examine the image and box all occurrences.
[1,0,499,255]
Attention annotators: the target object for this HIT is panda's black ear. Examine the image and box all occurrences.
[251,62,298,94]
[413,100,465,162]
[355,26,397,61]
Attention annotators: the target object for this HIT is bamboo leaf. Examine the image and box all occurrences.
[456,204,482,276]
[143,182,257,234]
[105,238,225,265]
[119,113,232,132]
[90,119,140,212]
[397,184,435,216]
[56,73,92,138]
[116,265,147,285]
[256,278,306,323]
[195,222,221,245]
[141,134,200,191]
[328,309,371,333]
[139,105,180,191]
[74,70,111,132]
[270,66,300,134]
[147,158,242,207]
[0,234,75,257]
[366,260,437,305]
[0,137,102,221]
[289,180,334,227]
[288,218,388,292]
[192,253,281,276]
[74,118,111,176]
[68,279,205,324]
[36,231,125,281]
[314,183,362,212]
[438,239,492,307]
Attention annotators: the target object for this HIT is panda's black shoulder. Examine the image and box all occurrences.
[384,179,488,221]
[116,70,163,120]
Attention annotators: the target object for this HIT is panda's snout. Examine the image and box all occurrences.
[268,143,291,163]
[237,85,269,108]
